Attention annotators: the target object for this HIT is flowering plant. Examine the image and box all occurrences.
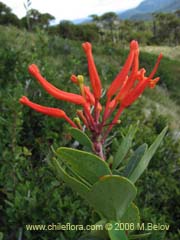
[20,40,167,240]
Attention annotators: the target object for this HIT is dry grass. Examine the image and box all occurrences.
[140,45,180,60]
[143,86,180,134]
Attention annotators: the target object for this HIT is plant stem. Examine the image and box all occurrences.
[92,132,105,160]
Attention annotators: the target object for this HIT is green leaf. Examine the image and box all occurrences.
[87,175,137,220]
[129,126,168,183]
[121,203,140,231]
[57,147,111,185]
[108,221,128,240]
[123,144,148,178]
[112,169,122,176]
[129,233,151,239]
[54,148,92,188]
[69,127,93,151]
[88,219,109,240]
[49,157,89,199]
[112,125,138,170]
[79,236,104,240]
[0,232,3,240]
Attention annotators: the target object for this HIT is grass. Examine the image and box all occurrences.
[143,86,180,131]
[140,45,180,60]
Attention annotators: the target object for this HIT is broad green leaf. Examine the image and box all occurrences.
[69,127,93,150]
[78,236,104,240]
[56,152,92,188]
[121,203,140,231]
[108,221,128,240]
[49,157,89,199]
[89,219,109,240]
[112,125,138,170]
[57,147,111,185]
[129,126,168,183]
[87,175,137,220]
[123,144,148,178]
[112,169,122,176]
[129,233,151,239]
[0,233,3,240]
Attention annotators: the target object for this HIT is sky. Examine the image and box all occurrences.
[2,0,143,23]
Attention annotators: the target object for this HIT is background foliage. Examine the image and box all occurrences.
[0,2,180,239]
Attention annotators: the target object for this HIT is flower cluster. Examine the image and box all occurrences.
[20,40,162,158]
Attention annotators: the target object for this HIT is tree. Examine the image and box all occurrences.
[21,9,55,30]
[40,13,55,28]
[89,14,100,22]
[99,12,120,42]
[0,1,20,26]
[58,20,75,39]
[153,12,180,45]
[56,20,99,42]
[118,20,134,44]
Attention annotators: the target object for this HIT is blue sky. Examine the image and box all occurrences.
[2,0,143,22]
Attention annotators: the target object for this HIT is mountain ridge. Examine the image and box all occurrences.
[72,0,180,24]
[119,0,180,20]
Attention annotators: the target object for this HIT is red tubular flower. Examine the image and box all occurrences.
[19,96,77,128]
[111,49,140,107]
[28,64,86,106]
[107,40,139,99]
[82,42,102,100]
[120,54,163,108]
[77,110,90,129]
[84,86,102,111]
[107,51,162,110]
[20,41,163,159]
[102,40,139,123]
[103,44,163,140]
[148,53,163,79]
[121,79,148,107]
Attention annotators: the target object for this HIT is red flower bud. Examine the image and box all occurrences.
[82,42,102,100]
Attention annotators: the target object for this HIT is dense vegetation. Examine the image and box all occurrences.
[0,24,180,240]
[0,1,180,45]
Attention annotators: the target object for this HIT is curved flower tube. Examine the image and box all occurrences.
[19,96,77,128]
[28,64,86,106]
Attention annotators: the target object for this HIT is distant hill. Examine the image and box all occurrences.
[73,17,91,24]
[120,0,180,20]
